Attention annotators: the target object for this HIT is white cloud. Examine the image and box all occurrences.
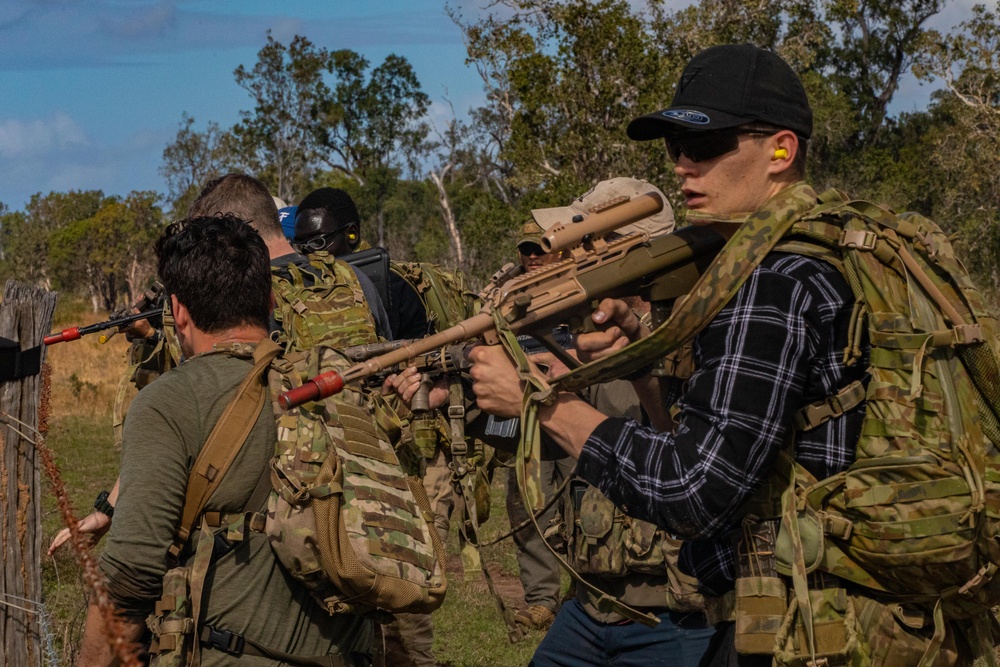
[0,112,88,159]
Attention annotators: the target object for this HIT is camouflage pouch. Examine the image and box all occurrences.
[568,480,687,581]
[570,482,627,576]
[773,587,869,667]
[410,414,442,460]
[267,347,448,617]
[146,566,195,666]
[661,538,705,613]
[735,520,790,655]
[271,252,379,352]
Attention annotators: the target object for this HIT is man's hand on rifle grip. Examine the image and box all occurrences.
[467,344,529,419]
[382,366,448,411]
[575,298,650,364]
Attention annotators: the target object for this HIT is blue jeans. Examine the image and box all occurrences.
[529,599,715,667]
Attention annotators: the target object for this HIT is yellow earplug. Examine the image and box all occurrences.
[773,148,789,159]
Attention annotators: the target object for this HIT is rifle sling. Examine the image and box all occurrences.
[555,185,839,393]
[168,338,282,561]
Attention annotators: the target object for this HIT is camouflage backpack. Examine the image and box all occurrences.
[272,252,380,352]
[265,344,448,616]
[390,260,478,332]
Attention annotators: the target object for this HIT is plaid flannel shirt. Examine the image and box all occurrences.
[576,251,867,596]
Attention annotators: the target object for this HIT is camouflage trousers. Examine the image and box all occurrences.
[381,450,453,667]
[506,458,575,612]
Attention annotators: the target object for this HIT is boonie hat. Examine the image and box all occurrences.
[627,44,812,140]
[530,177,675,239]
[517,220,545,248]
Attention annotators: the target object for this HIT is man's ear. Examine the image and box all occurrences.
[171,294,190,333]
[346,223,360,248]
[766,130,799,176]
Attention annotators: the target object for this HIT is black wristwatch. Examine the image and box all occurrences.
[94,490,115,517]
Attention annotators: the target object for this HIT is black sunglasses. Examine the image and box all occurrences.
[666,130,777,163]
[294,228,347,254]
[518,242,545,257]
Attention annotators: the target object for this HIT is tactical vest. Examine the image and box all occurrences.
[565,480,704,613]
[273,252,379,352]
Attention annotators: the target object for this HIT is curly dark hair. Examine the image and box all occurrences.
[156,214,271,333]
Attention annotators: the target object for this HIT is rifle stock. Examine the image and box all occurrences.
[278,223,725,410]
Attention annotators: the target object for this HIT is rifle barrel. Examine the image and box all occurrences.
[278,313,494,409]
[44,308,162,346]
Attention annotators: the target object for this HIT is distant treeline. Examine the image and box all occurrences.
[3,0,999,309]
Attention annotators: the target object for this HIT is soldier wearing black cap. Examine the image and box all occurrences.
[464,44,911,666]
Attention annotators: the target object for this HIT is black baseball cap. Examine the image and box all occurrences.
[627,44,812,141]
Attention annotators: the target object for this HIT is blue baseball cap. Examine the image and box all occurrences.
[278,206,298,240]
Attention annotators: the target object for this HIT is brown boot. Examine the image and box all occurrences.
[513,605,556,631]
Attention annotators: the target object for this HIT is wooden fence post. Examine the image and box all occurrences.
[0,280,56,667]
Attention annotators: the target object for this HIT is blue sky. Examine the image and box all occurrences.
[0,0,988,211]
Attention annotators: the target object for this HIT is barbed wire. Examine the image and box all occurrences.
[0,363,142,667]
[0,593,60,666]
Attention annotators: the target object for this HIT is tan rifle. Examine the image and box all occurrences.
[279,192,725,409]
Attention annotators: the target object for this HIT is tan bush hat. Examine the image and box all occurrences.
[517,220,545,247]
[530,177,675,238]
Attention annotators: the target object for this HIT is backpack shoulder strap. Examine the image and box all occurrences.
[168,338,282,560]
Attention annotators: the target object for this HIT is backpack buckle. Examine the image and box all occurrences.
[839,229,877,250]
[201,624,245,656]
[953,324,984,345]
[958,563,997,597]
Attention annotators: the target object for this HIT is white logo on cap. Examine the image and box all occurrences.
[662,110,710,124]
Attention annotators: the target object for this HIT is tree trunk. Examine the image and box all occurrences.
[429,171,465,267]
[377,208,386,249]
[0,280,56,667]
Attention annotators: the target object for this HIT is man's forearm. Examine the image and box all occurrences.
[76,601,144,667]
[537,393,609,458]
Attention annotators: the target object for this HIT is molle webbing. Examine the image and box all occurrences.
[272,253,379,352]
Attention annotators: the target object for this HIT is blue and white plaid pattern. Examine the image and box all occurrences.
[577,252,867,595]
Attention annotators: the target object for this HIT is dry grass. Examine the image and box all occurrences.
[45,306,133,418]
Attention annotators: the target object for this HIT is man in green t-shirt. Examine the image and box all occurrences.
[76,215,374,666]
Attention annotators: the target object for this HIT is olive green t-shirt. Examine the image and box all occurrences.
[100,347,374,664]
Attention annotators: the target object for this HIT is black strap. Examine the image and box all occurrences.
[200,624,370,667]
[243,459,274,514]
[0,337,41,381]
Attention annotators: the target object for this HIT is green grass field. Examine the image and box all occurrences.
[40,303,545,666]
